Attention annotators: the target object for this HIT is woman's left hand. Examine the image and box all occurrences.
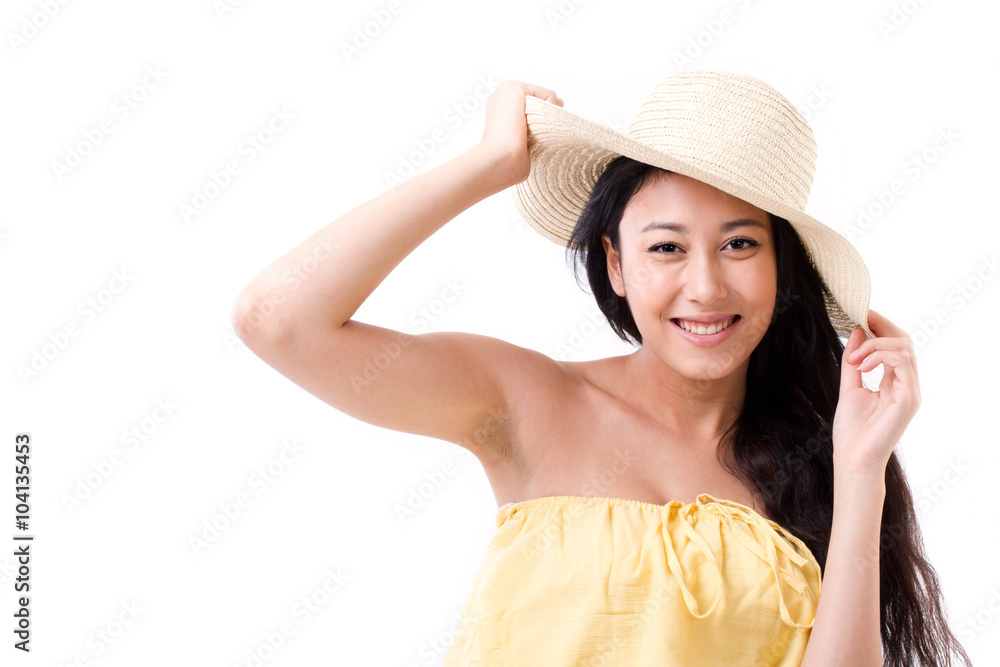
[832,308,922,475]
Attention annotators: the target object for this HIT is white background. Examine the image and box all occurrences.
[3,0,998,665]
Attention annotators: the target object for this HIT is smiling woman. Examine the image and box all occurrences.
[233,70,972,666]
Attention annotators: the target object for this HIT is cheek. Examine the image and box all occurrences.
[740,268,778,334]
[759,270,779,309]
[624,271,675,308]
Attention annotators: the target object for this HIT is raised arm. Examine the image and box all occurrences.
[230,81,567,461]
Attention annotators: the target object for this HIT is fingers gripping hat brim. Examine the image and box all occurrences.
[512,91,873,341]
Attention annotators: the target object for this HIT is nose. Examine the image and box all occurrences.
[681,251,728,305]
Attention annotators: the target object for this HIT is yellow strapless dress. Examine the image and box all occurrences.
[443,493,822,666]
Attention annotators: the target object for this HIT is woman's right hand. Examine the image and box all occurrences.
[477,80,563,191]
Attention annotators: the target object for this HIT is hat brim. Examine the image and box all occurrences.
[512,95,874,341]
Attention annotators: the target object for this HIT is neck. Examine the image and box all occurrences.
[624,347,747,442]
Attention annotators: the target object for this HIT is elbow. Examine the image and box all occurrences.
[231,287,287,344]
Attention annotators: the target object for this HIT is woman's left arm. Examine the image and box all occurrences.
[800,308,921,667]
[799,465,886,666]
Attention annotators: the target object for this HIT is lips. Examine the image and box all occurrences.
[671,315,739,335]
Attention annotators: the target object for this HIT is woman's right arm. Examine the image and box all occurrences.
[231,81,565,462]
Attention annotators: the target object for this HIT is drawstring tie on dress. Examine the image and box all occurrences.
[659,493,821,628]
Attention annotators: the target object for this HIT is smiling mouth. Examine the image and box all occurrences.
[671,315,739,335]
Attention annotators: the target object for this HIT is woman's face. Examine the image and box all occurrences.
[602,171,777,381]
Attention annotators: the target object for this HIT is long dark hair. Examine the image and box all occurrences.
[564,155,972,666]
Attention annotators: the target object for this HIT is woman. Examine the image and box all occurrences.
[232,71,971,665]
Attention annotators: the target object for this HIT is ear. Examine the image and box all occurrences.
[602,233,626,297]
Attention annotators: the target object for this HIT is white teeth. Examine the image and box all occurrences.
[677,316,736,335]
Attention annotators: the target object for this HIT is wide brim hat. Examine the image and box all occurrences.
[512,69,874,340]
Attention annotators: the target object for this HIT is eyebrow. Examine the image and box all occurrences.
[640,218,768,234]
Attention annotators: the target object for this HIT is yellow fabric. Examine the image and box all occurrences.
[443,493,822,666]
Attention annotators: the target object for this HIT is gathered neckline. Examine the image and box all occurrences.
[496,492,774,525]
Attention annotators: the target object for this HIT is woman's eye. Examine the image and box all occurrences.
[650,243,679,253]
[727,237,759,251]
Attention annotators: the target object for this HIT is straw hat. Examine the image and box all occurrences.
[512,69,874,340]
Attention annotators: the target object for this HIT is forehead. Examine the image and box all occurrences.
[621,172,770,234]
